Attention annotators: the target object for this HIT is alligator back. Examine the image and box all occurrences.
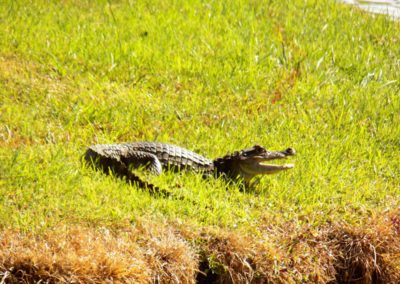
[86,142,214,173]
[124,142,214,172]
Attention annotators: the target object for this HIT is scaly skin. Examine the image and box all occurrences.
[84,142,296,191]
[213,145,296,181]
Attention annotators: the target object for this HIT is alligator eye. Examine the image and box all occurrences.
[252,145,266,153]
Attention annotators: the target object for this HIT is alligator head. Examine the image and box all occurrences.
[214,145,296,182]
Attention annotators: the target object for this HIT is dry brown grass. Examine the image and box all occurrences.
[1,211,400,283]
[0,221,197,283]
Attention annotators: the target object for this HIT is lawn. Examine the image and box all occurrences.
[1,0,400,282]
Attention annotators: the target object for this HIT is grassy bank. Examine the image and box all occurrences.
[1,0,400,282]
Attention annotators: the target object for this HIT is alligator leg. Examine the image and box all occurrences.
[121,151,163,175]
[84,149,169,196]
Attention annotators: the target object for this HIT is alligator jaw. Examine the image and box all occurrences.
[238,147,296,180]
[239,161,295,178]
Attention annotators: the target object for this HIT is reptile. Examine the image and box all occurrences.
[84,142,296,193]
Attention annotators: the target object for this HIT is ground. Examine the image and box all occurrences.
[1,0,400,282]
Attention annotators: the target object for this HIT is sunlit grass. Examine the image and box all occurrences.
[1,0,399,230]
[0,0,400,280]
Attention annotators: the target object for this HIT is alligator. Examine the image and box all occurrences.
[84,142,295,193]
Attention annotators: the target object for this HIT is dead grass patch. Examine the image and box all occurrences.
[329,212,400,283]
[0,221,197,283]
[180,211,400,283]
[1,211,400,283]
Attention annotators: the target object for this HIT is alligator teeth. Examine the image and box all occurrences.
[260,163,294,169]
[283,163,295,168]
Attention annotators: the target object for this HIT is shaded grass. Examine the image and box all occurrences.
[1,0,400,281]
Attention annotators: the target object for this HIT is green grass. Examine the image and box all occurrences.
[1,0,399,228]
[0,0,400,280]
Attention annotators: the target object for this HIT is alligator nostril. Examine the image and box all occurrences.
[285,148,296,155]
